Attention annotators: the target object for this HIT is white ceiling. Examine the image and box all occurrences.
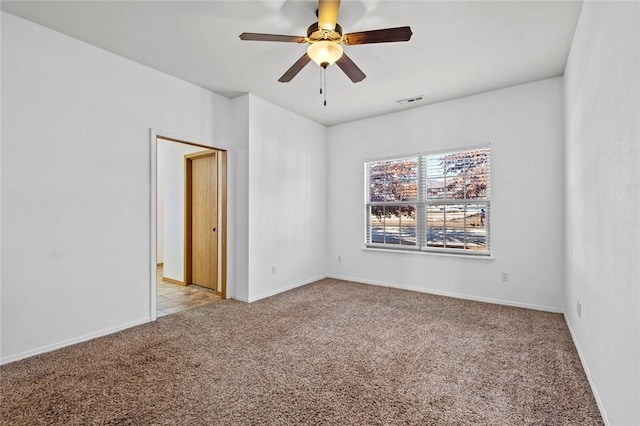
[1,0,583,126]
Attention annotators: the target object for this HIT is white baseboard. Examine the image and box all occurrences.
[327,274,563,313]
[0,317,151,366]
[231,295,249,303]
[563,314,609,425]
[247,275,327,303]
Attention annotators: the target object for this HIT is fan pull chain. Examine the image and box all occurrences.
[323,67,327,106]
[319,68,323,95]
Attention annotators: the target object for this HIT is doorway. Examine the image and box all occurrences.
[152,134,227,319]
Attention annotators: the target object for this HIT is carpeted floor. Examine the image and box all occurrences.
[0,278,602,425]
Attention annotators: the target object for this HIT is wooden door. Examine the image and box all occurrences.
[190,152,218,290]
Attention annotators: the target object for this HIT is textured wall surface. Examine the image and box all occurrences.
[564,2,640,424]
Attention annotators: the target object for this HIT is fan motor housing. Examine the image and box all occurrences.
[307,22,343,42]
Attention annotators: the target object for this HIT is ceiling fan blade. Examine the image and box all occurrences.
[318,0,341,31]
[343,26,413,45]
[335,52,366,83]
[278,53,312,82]
[239,33,306,43]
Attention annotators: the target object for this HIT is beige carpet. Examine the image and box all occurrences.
[0,278,602,425]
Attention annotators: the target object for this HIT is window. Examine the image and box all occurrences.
[365,146,490,255]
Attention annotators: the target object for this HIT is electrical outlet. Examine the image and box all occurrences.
[338,255,342,263]
[501,271,510,282]
[576,301,582,319]
[272,265,276,274]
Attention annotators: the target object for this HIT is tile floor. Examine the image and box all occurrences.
[156,266,221,317]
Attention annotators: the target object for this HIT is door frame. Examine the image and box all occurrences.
[149,129,227,321]
[184,149,227,298]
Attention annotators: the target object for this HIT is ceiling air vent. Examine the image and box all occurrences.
[397,95,424,105]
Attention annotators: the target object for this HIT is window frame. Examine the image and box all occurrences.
[364,145,491,256]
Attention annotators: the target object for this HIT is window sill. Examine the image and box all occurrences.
[362,246,494,260]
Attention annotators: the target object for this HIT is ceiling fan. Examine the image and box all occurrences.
[239,0,412,84]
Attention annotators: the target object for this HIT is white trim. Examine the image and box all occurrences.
[362,246,494,260]
[153,128,221,150]
[231,295,250,303]
[150,130,158,321]
[364,142,491,163]
[328,274,563,313]
[0,318,150,366]
[247,275,328,303]
[564,314,609,425]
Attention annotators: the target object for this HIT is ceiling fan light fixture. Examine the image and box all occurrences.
[240,0,412,84]
[307,40,343,68]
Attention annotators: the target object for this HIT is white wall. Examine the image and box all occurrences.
[564,2,640,425]
[230,95,250,301]
[327,78,565,311]
[158,139,204,282]
[247,95,327,302]
[0,12,232,363]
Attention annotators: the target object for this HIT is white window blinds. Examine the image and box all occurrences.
[365,146,490,255]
